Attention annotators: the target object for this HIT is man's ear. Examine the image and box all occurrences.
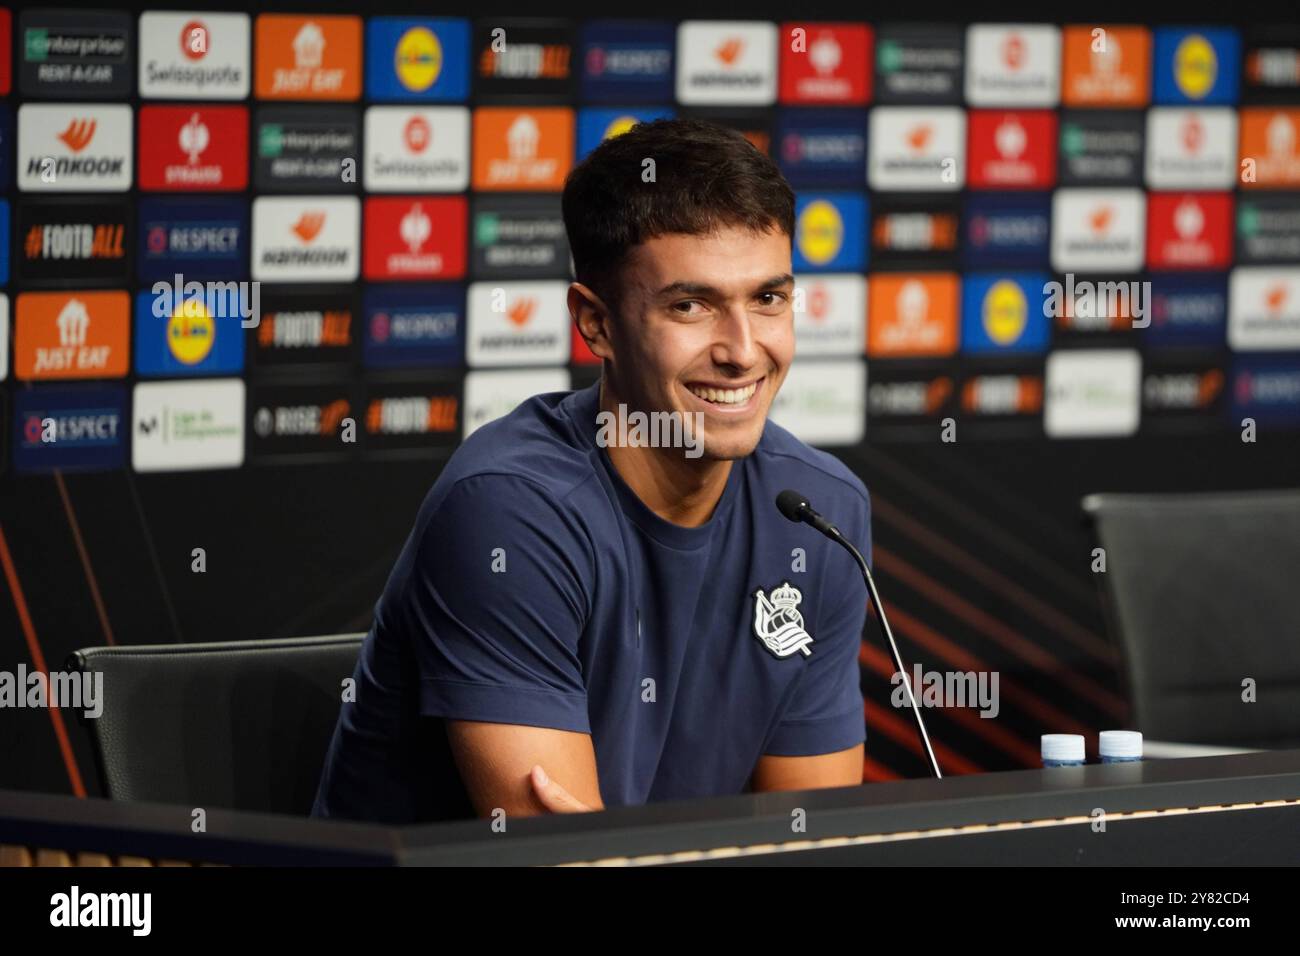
[568,282,615,362]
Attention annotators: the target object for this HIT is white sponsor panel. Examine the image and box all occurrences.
[768,359,866,446]
[966,24,1061,106]
[0,295,8,381]
[1228,267,1300,351]
[132,379,245,471]
[1145,108,1238,189]
[793,275,866,357]
[364,106,470,192]
[463,368,571,439]
[1051,188,1146,273]
[252,196,360,282]
[676,21,777,105]
[868,107,966,191]
[139,12,251,99]
[1044,349,1141,437]
[466,281,570,367]
[18,105,133,192]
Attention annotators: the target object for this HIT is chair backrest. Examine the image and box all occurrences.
[1082,490,1300,748]
[69,634,365,816]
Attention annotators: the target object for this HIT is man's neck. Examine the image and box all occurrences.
[598,379,732,528]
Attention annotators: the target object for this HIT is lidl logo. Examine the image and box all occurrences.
[1153,28,1239,105]
[134,290,245,377]
[366,17,468,101]
[961,273,1050,353]
[794,194,865,271]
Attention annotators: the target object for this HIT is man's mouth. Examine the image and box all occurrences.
[686,378,763,408]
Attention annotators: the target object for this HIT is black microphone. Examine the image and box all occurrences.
[776,489,943,779]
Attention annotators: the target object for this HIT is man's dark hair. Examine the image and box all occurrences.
[562,118,796,308]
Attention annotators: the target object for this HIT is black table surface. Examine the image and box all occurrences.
[4,749,1300,865]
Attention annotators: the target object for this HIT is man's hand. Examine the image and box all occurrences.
[529,765,596,813]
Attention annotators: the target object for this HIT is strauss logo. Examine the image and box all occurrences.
[400,203,432,253]
[57,119,97,152]
[809,33,841,76]
[179,113,210,164]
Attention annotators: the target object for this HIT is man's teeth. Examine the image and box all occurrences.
[688,382,758,405]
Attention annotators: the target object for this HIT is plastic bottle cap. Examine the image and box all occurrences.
[1099,730,1143,758]
[1041,734,1085,761]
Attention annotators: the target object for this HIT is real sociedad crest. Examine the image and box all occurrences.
[752,582,814,658]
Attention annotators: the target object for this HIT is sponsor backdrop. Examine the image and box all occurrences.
[2,0,1298,798]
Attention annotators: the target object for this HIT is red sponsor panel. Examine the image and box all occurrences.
[1146,193,1233,270]
[0,10,10,96]
[967,111,1057,190]
[138,106,249,192]
[363,196,466,280]
[778,23,871,104]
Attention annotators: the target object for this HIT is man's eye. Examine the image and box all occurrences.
[672,300,705,315]
[756,292,788,308]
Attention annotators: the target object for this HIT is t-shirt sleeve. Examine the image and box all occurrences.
[763,485,870,757]
[401,473,595,734]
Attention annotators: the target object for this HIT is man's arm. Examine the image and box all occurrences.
[446,720,605,817]
[751,744,864,793]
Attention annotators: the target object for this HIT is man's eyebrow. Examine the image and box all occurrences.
[654,274,796,298]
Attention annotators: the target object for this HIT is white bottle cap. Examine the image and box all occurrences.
[1041,734,1085,762]
[1099,730,1143,758]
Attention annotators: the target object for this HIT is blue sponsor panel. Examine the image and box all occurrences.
[366,17,470,101]
[577,107,675,159]
[960,273,1052,355]
[363,285,464,368]
[1152,27,1241,105]
[793,192,867,272]
[963,194,1051,269]
[775,109,867,188]
[1231,357,1300,426]
[134,290,247,377]
[14,385,127,472]
[138,198,249,283]
[1147,274,1228,349]
[579,21,675,103]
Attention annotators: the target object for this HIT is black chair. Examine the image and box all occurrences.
[68,634,364,816]
[1083,490,1300,752]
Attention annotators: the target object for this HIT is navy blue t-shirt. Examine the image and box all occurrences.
[312,381,871,823]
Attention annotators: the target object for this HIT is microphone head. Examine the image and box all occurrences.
[776,490,810,523]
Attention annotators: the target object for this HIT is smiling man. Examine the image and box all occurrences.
[312,118,872,823]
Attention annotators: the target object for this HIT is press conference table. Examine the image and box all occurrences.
[3,750,1299,866]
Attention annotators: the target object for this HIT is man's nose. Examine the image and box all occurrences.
[710,306,759,370]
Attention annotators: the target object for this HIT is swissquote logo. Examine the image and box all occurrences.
[19,104,132,191]
[138,12,250,98]
[753,582,814,658]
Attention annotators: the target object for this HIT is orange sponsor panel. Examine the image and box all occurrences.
[472,107,574,191]
[1061,25,1150,107]
[255,15,362,100]
[867,273,960,358]
[15,291,130,381]
[1239,108,1300,188]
